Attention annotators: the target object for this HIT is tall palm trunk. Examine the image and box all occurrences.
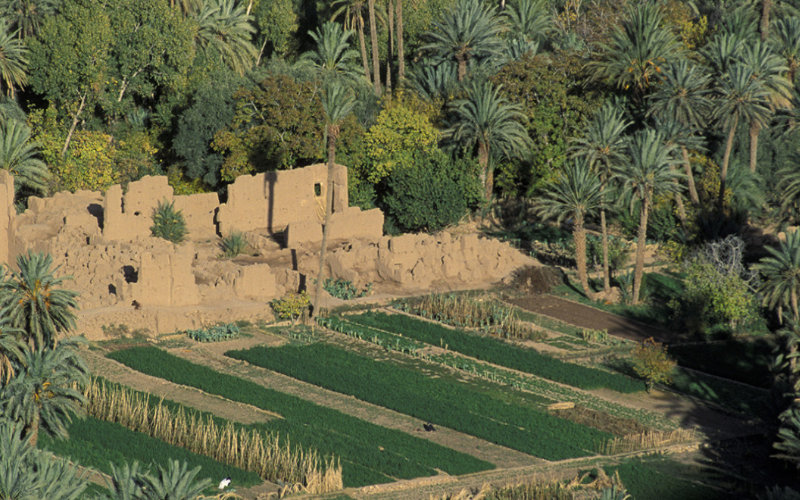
[456,53,467,82]
[478,140,491,201]
[681,146,699,204]
[573,215,593,299]
[600,208,610,293]
[313,127,338,318]
[632,196,650,305]
[396,0,405,82]
[749,121,761,173]
[719,115,739,209]
[386,0,394,93]
[761,0,772,41]
[367,0,381,96]
[28,410,40,447]
[357,14,372,84]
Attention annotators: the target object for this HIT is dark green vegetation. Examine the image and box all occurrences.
[605,456,727,500]
[227,341,613,460]
[107,346,493,486]
[185,322,240,342]
[38,416,261,487]
[670,339,774,389]
[345,311,644,392]
[670,368,772,418]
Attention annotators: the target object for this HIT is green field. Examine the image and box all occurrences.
[343,311,644,393]
[227,342,613,460]
[605,456,727,500]
[107,346,493,487]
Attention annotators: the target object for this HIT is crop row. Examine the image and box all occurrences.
[227,342,612,461]
[107,346,493,487]
[39,416,262,489]
[318,316,425,354]
[347,312,644,393]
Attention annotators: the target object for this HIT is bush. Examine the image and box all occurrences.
[220,231,247,258]
[271,291,310,325]
[150,200,186,243]
[382,149,482,233]
[631,338,676,391]
[322,278,371,300]
[185,323,240,342]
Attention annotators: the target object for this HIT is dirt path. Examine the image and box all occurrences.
[509,295,671,342]
[166,342,540,470]
[84,350,280,425]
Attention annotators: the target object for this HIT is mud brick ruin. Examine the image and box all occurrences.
[0,165,533,338]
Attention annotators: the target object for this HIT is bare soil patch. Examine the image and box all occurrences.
[550,406,649,436]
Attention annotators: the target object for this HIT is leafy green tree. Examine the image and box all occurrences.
[105,0,195,119]
[0,119,49,194]
[616,129,682,305]
[754,229,800,323]
[0,252,79,350]
[647,60,712,204]
[313,81,356,318]
[631,337,676,391]
[195,0,257,76]
[571,102,630,293]
[422,0,506,82]
[535,160,604,299]
[383,148,481,232]
[446,80,531,201]
[682,254,757,332]
[298,21,363,83]
[27,0,113,155]
[588,1,680,102]
[0,421,88,500]
[0,19,27,98]
[711,63,771,208]
[252,0,298,61]
[0,337,89,446]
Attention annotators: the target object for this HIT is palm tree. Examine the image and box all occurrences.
[396,0,404,82]
[615,129,682,305]
[711,63,771,208]
[738,41,792,173]
[0,337,89,446]
[754,229,800,323]
[647,60,713,204]
[422,0,506,82]
[331,0,372,85]
[771,17,800,85]
[702,32,748,78]
[313,82,356,318]
[0,320,25,385]
[196,0,256,76]
[140,460,212,499]
[536,161,603,299]
[0,120,49,194]
[778,164,800,217]
[299,21,363,84]
[408,60,458,102]
[367,0,380,95]
[504,0,552,44]
[0,19,28,98]
[652,115,705,221]
[171,0,203,15]
[1,0,59,39]
[0,252,79,350]
[446,80,531,201]
[570,102,630,293]
[587,2,680,102]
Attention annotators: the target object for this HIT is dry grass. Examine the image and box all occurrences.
[403,293,541,340]
[602,428,697,455]
[82,378,342,493]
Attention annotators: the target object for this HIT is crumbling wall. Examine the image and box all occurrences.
[217,163,348,235]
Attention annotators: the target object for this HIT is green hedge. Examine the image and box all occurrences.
[227,343,612,460]
[39,417,261,487]
[107,347,492,487]
[346,312,644,393]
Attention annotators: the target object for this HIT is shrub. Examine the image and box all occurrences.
[322,278,371,300]
[382,149,481,233]
[271,291,310,325]
[150,200,186,243]
[220,232,247,258]
[631,338,676,391]
[185,323,240,342]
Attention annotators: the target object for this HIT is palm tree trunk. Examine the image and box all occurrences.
[28,410,40,447]
[632,198,650,305]
[674,193,687,224]
[62,93,87,155]
[681,146,699,204]
[574,215,594,299]
[761,0,772,41]
[719,115,738,210]
[313,129,337,318]
[478,141,491,201]
[396,0,405,82]
[386,0,394,94]
[367,0,381,96]
[456,54,467,82]
[600,208,610,293]
[357,15,372,85]
[749,120,761,173]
